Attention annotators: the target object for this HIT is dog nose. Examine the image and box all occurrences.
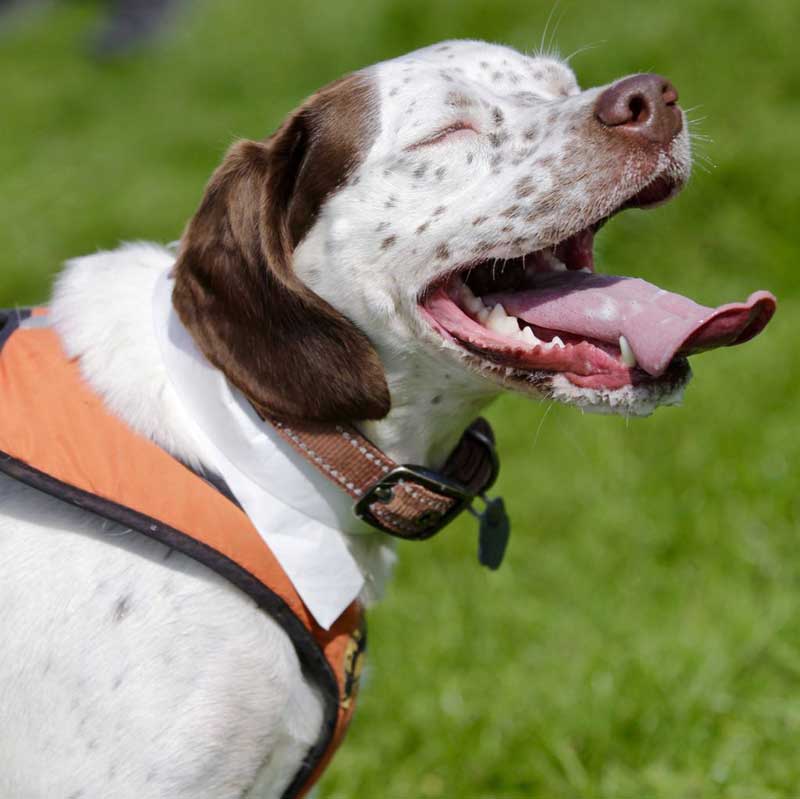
[595,73,682,144]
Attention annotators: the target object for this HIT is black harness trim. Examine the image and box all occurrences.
[0,308,30,350]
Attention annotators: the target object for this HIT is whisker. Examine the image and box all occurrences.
[693,150,717,163]
[547,7,567,58]
[531,401,555,452]
[564,40,607,63]
[539,0,562,57]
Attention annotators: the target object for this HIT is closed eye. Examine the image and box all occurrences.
[407,121,479,150]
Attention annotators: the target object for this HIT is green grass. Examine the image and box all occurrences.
[1,1,798,796]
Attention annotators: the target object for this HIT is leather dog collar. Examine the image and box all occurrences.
[268,416,511,568]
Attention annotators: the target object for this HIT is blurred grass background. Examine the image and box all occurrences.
[1,1,798,797]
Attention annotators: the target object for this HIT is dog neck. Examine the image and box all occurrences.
[50,242,499,606]
[358,362,496,468]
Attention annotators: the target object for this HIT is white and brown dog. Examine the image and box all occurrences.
[0,40,775,798]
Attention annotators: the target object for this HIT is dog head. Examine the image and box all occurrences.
[174,40,775,424]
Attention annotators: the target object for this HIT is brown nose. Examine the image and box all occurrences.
[595,73,682,144]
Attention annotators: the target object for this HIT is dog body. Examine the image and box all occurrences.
[0,246,337,798]
[3,39,766,799]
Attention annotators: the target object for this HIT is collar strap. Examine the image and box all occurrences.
[268,417,499,540]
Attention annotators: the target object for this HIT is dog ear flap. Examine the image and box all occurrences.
[172,82,391,424]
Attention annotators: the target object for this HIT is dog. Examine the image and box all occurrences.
[0,40,775,798]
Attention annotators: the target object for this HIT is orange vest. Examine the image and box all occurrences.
[0,308,365,799]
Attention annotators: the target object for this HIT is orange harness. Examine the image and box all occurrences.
[0,308,364,799]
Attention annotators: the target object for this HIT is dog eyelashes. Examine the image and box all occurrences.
[407,121,479,150]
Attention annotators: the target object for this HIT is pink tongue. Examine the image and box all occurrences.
[485,273,776,376]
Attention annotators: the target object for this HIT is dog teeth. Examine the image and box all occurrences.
[541,250,567,272]
[539,335,566,352]
[485,303,506,329]
[619,335,637,367]
[478,303,549,350]
[520,326,538,346]
[459,282,487,316]
[485,303,520,336]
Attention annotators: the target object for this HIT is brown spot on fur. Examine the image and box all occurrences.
[525,188,562,219]
[381,235,397,250]
[523,125,539,141]
[515,178,536,199]
[559,142,580,166]
[433,205,446,216]
[512,92,539,107]
[435,243,450,260]
[446,91,475,108]
[435,166,447,181]
[488,131,509,148]
[416,222,429,235]
[492,107,504,126]
[501,205,521,218]
[472,215,488,226]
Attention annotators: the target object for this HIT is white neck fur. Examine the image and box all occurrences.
[49,242,498,611]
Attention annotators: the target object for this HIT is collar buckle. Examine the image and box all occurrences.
[354,465,472,539]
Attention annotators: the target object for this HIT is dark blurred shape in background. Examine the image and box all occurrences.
[90,0,184,58]
[0,0,184,57]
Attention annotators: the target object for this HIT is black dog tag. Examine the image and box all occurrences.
[472,495,510,570]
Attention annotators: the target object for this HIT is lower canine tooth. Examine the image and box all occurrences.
[552,336,565,349]
[619,335,637,367]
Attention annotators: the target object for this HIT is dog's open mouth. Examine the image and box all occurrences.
[420,179,776,392]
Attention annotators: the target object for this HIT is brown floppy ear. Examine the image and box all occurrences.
[172,75,390,423]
